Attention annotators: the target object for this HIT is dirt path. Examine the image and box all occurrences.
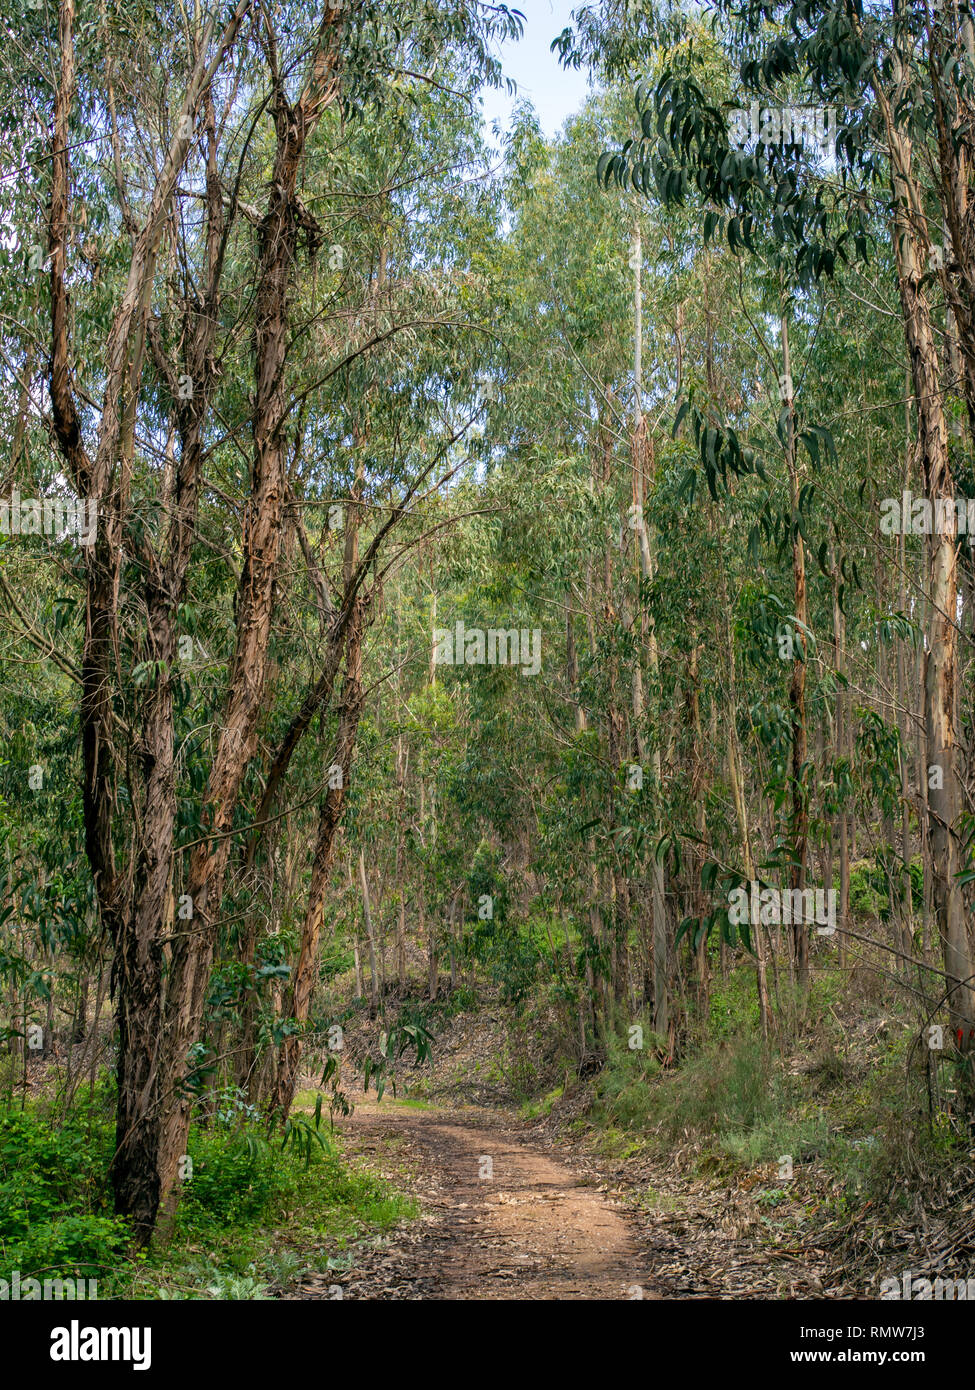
[321,1101,662,1300]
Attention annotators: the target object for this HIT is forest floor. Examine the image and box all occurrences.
[286,1092,833,1300]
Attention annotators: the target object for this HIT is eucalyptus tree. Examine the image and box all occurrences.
[0,0,525,1241]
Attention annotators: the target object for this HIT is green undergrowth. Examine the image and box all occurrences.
[0,1086,129,1284]
[0,1077,416,1300]
[519,1085,564,1120]
[581,964,966,1217]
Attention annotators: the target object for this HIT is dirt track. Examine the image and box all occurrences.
[327,1102,661,1300]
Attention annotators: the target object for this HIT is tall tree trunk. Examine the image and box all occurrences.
[831,546,851,971]
[158,15,345,1216]
[272,599,367,1120]
[358,850,379,1015]
[630,224,668,1036]
[48,0,251,1243]
[395,734,408,991]
[781,315,810,993]
[880,100,975,1068]
[720,538,772,1040]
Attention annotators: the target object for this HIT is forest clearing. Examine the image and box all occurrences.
[1,0,974,1364]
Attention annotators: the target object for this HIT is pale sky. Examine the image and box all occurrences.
[480,0,593,142]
